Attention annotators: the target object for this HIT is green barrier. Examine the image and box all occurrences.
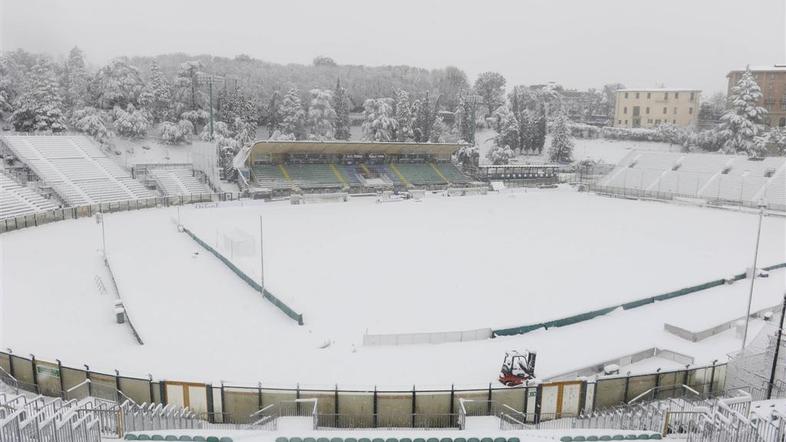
[494,263,785,337]
[182,226,304,325]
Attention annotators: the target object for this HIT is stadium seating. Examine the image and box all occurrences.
[249,161,470,190]
[150,168,211,196]
[0,172,59,219]
[1,135,157,206]
[599,151,786,209]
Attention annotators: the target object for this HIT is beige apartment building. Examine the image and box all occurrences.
[614,89,701,128]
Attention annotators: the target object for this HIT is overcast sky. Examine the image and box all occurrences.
[1,0,784,95]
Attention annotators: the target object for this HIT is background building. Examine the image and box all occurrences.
[614,89,701,128]
[727,65,786,128]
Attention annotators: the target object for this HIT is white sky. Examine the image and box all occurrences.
[1,0,785,95]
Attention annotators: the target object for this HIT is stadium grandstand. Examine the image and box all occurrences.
[0,171,58,220]
[132,164,212,196]
[596,151,786,211]
[234,140,474,193]
[0,135,156,206]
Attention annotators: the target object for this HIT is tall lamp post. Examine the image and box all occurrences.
[741,200,767,350]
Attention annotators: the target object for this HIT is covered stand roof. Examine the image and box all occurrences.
[249,140,464,157]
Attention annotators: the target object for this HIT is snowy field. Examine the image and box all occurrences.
[1,188,784,388]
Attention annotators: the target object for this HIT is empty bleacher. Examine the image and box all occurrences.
[395,163,448,186]
[0,172,58,220]
[149,168,211,196]
[598,151,786,210]
[285,163,345,187]
[1,135,157,206]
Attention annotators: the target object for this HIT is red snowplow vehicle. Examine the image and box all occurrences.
[498,350,537,386]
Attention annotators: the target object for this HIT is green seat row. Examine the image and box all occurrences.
[559,435,661,441]
[125,435,232,442]
[275,438,520,442]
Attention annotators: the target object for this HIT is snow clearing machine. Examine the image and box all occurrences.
[499,350,537,386]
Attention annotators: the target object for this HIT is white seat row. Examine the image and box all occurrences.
[0,173,59,220]
[150,168,210,196]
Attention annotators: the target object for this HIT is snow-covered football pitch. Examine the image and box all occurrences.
[1,187,784,388]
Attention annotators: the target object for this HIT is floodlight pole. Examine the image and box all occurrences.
[259,215,265,291]
[741,203,766,350]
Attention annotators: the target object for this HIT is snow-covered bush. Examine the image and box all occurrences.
[548,113,574,163]
[180,109,209,134]
[601,126,663,142]
[112,104,150,138]
[486,143,514,165]
[199,121,232,141]
[455,144,479,168]
[160,120,194,144]
[72,107,113,144]
[566,122,600,138]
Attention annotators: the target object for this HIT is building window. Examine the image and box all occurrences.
[635,92,640,99]
[624,106,628,114]
[663,107,667,114]
[664,92,669,100]
[673,119,676,124]
[690,92,695,101]
[646,107,650,114]
[780,117,786,127]
[625,120,628,125]
[655,119,661,124]
[624,92,629,99]
[673,107,677,114]
[618,120,622,125]
[647,92,651,99]
[689,107,693,114]
[675,92,679,99]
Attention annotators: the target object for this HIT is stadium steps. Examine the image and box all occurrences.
[437,163,471,184]
[285,164,344,188]
[395,163,447,186]
[251,164,292,189]
[0,172,59,220]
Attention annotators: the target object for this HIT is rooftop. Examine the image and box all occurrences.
[617,88,701,92]
[728,65,786,74]
[249,140,465,156]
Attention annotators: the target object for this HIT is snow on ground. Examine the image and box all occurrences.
[1,189,784,389]
[475,128,682,165]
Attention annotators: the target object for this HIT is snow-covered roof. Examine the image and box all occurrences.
[250,140,464,156]
[617,88,701,92]
[728,65,786,75]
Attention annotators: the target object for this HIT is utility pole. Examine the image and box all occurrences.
[767,292,786,399]
[96,212,106,257]
[742,202,767,350]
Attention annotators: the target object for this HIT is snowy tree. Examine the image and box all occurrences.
[430,117,447,143]
[361,98,398,142]
[412,92,435,142]
[278,88,307,139]
[394,89,414,141]
[62,47,89,111]
[760,128,786,155]
[90,59,145,109]
[266,91,282,137]
[0,54,24,115]
[72,107,113,144]
[160,120,194,144]
[307,89,337,140]
[143,61,174,123]
[492,105,520,152]
[473,72,506,116]
[486,143,514,165]
[333,79,351,140]
[112,104,150,138]
[455,144,479,168]
[233,117,257,146]
[548,112,574,163]
[268,130,296,141]
[217,87,256,128]
[454,95,477,144]
[180,109,209,134]
[436,66,469,110]
[200,121,232,141]
[176,60,204,110]
[517,109,537,152]
[10,61,67,132]
[719,69,767,157]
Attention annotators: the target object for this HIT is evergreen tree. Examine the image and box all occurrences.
[548,112,574,163]
[266,91,282,137]
[278,88,307,139]
[307,88,337,140]
[454,95,477,144]
[145,61,174,123]
[533,107,547,153]
[333,79,351,140]
[176,60,204,110]
[493,105,520,152]
[517,109,537,152]
[62,47,89,112]
[413,92,434,142]
[430,117,447,143]
[10,61,67,132]
[394,89,414,141]
[361,98,397,142]
[719,69,767,157]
